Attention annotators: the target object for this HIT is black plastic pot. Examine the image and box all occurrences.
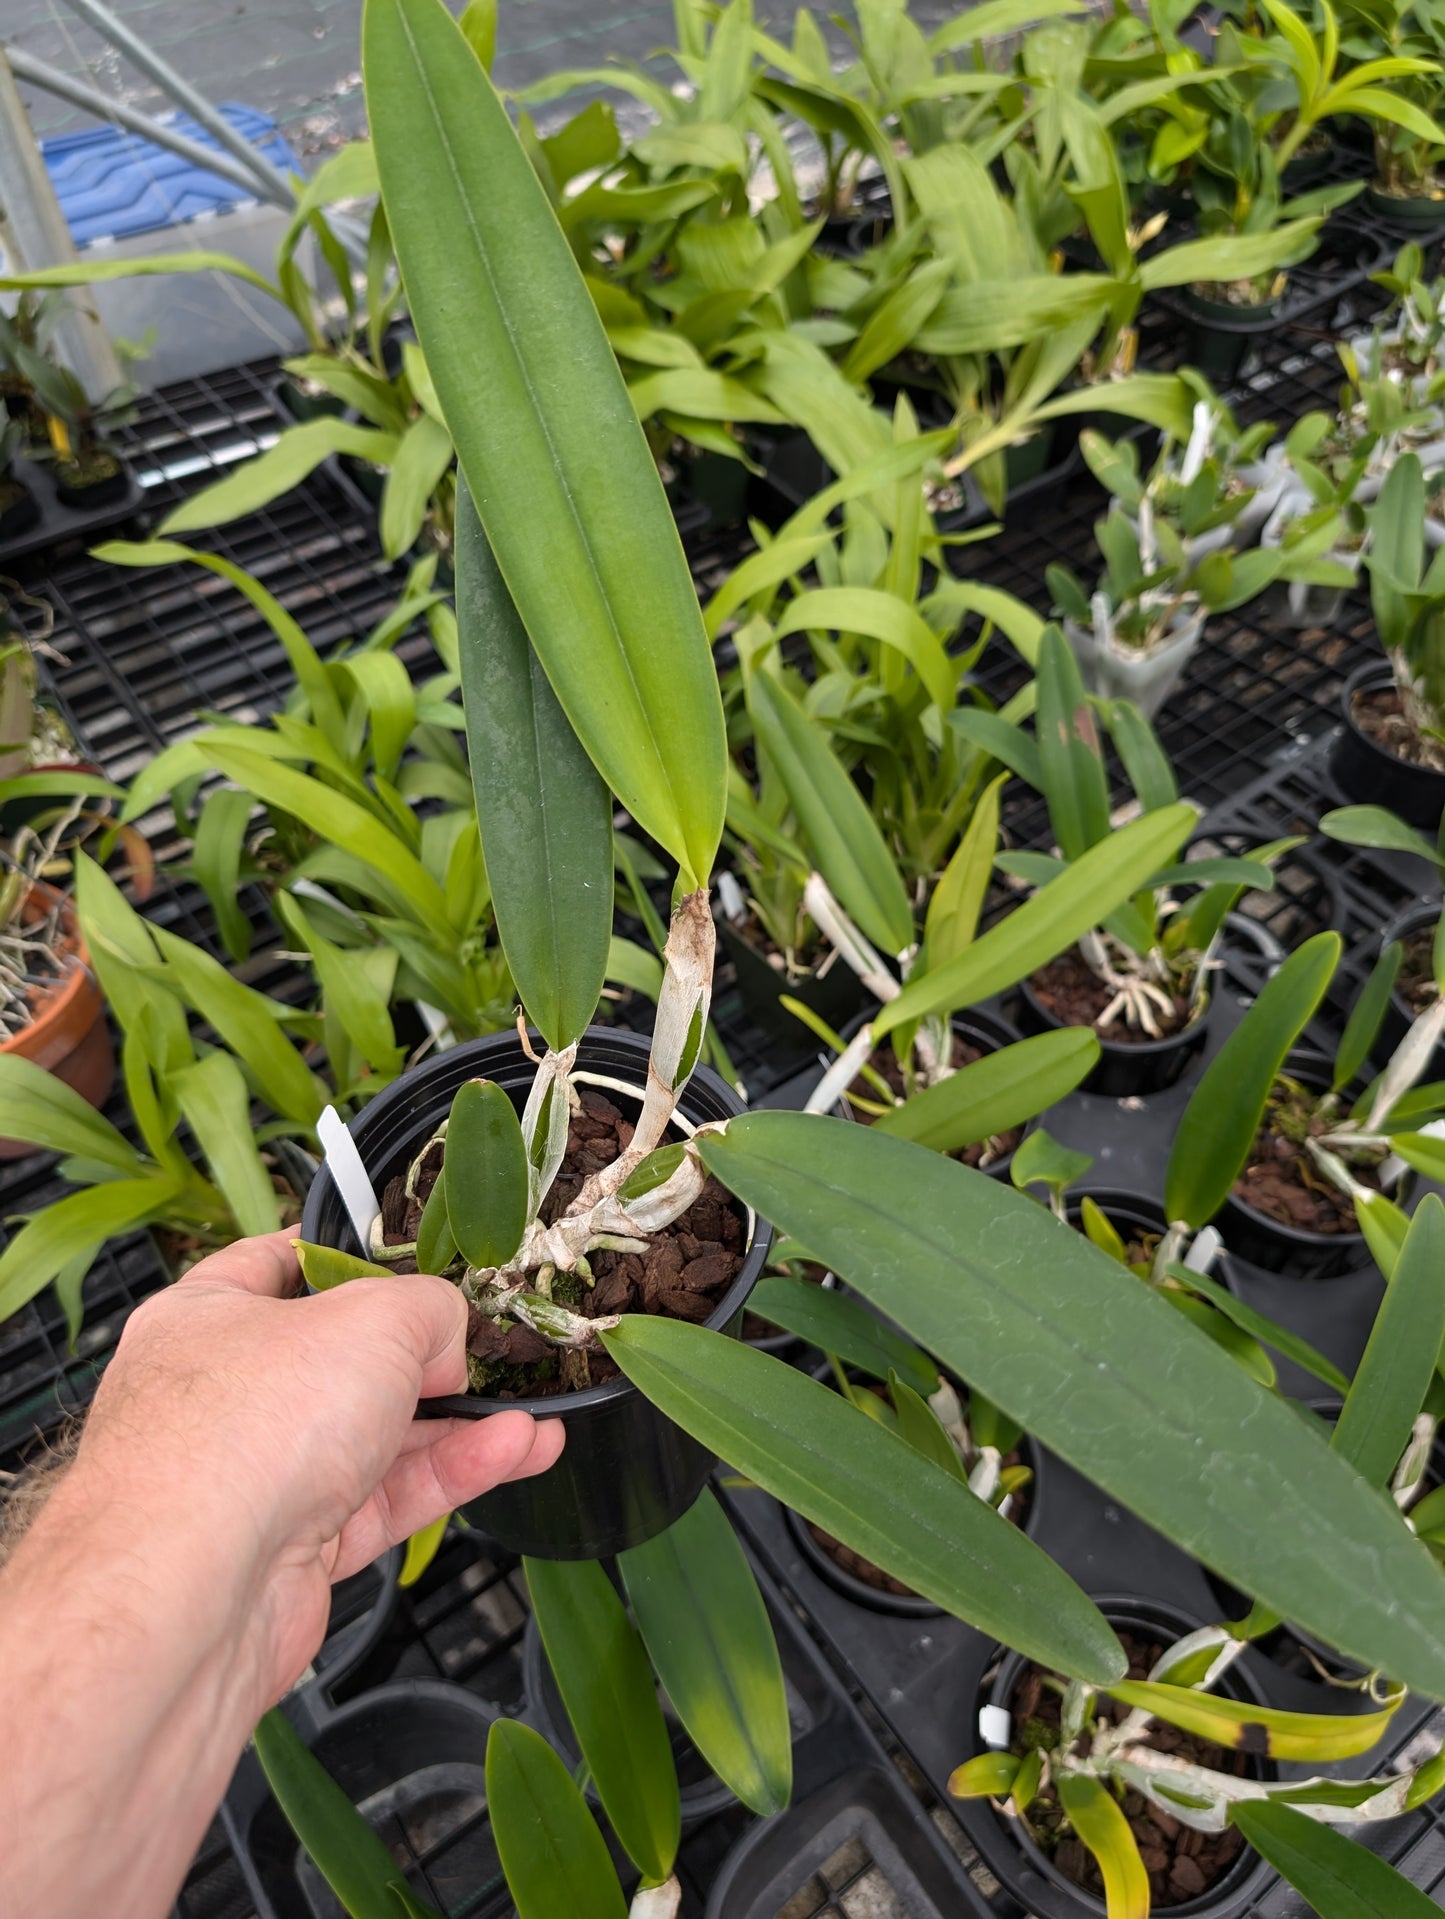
[954,1596,1275,1919]
[53,451,131,510]
[300,1028,772,1560]
[224,1679,503,1919]
[1378,902,1444,1077]
[272,373,347,425]
[1064,1190,1168,1254]
[785,1352,1047,1618]
[718,912,871,1051]
[704,1764,973,1919]
[1364,183,1445,232]
[0,477,39,541]
[311,1545,402,1699]
[1015,970,1211,1098]
[841,1004,1034,1180]
[1330,661,1445,831]
[1179,286,1283,386]
[1214,1053,1375,1281]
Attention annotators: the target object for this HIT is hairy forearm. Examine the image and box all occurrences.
[0,1456,270,1919]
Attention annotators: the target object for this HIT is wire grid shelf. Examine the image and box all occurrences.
[0,290,1439,1918]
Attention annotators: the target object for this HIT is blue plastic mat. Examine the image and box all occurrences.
[41,103,299,246]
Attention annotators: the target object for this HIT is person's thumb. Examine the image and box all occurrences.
[313,1271,471,1399]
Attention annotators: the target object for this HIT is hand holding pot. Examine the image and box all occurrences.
[0,1231,563,1919]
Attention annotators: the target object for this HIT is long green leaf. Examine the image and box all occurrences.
[204,746,452,932]
[872,1029,1100,1154]
[1231,1799,1438,1918]
[1161,1264,1349,1395]
[618,1488,792,1818]
[486,1721,628,1919]
[157,420,401,535]
[743,1277,938,1393]
[696,1113,1445,1700]
[0,250,279,298]
[1333,1195,1445,1487]
[523,1558,680,1882]
[772,587,956,714]
[603,1318,1125,1683]
[445,1079,530,1270]
[172,1052,282,1237]
[874,805,1197,1038]
[1036,625,1110,859]
[0,1053,141,1173]
[253,1708,444,1919]
[748,671,912,955]
[365,0,725,883]
[150,923,325,1130]
[455,486,612,1050]
[1164,933,1341,1228]
[0,1176,175,1322]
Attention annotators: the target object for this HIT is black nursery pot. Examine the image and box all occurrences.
[53,450,131,510]
[1378,901,1444,1071]
[299,1028,772,1561]
[228,1679,501,1919]
[1214,1053,1373,1281]
[1330,661,1445,831]
[1179,287,1282,387]
[0,477,39,541]
[955,1596,1275,1919]
[718,913,870,1050]
[842,1004,1034,1180]
[1364,183,1445,232]
[1015,974,1211,1099]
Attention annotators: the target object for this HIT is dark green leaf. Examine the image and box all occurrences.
[523,1557,679,1881]
[456,486,612,1050]
[365,0,724,882]
[1164,933,1341,1229]
[1231,1799,1438,1918]
[618,1488,792,1817]
[485,1720,628,1919]
[697,1113,1445,1700]
[253,1708,444,1919]
[744,1276,938,1393]
[1333,1195,1445,1487]
[1035,626,1110,859]
[1336,943,1403,1093]
[872,1030,1100,1155]
[1162,1264,1349,1395]
[603,1317,1124,1683]
[445,1079,530,1270]
[416,1166,456,1274]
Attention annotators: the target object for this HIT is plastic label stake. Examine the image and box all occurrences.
[318,1105,380,1252]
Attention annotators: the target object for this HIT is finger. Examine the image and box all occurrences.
[172,1230,302,1299]
[313,1271,471,1399]
[330,1413,563,1578]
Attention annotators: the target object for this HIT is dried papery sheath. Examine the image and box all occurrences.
[803,871,900,1000]
[578,889,714,1205]
[1369,997,1445,1134]
[806,1022,877,1117]
[521,1041,576,1215]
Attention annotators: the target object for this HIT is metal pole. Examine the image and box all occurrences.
[6,47,294,209]
[58,0,298,208]
[0,46,122,399]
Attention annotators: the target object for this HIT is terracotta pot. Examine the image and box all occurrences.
[0,884,114,1157]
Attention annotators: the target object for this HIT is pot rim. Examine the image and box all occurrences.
[0,882,101,1057]
[1018,971,1211,1062]
[1339,660,1445,781]
[300,1026,770,1421]
[975,1593,1274,1919]
[1219,1049,1372,1253]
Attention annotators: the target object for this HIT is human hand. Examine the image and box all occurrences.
[69,1231,564,1706]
